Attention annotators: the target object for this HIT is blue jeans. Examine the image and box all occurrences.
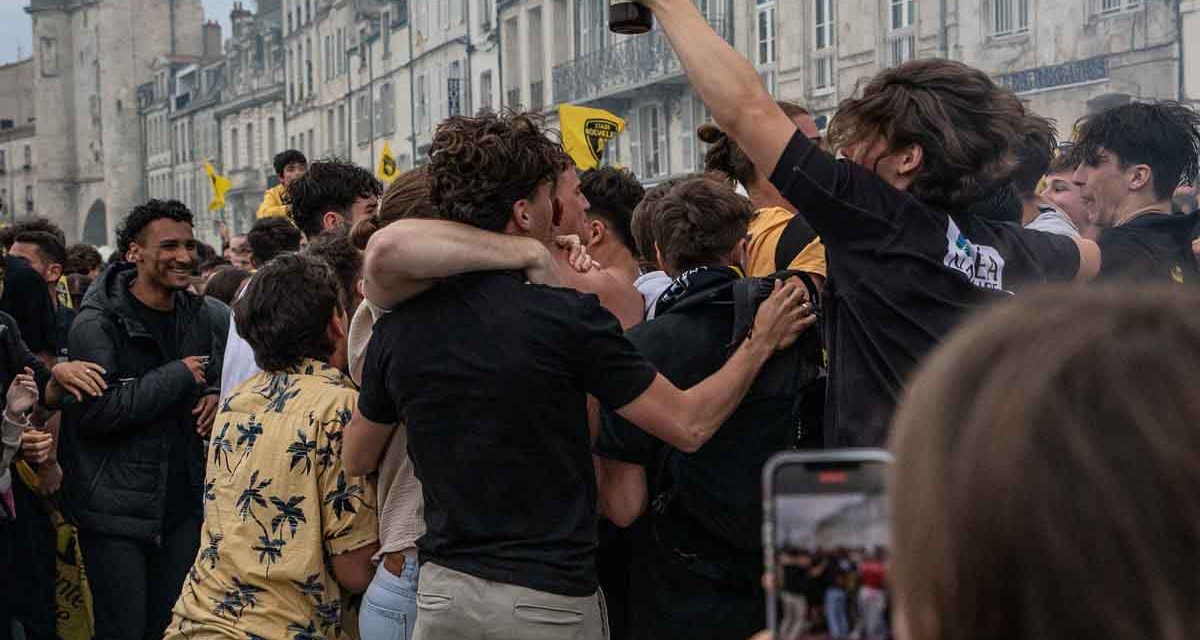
[361,557,420,640]
[824,587,849,639]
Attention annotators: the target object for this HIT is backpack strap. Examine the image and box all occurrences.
[774,213,820,273]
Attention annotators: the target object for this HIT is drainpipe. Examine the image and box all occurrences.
[1178,0,1185,102]
[408,9,418,164]
[465,0,473,114]
[938,0,948,57]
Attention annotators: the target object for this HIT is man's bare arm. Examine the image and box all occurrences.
[362,219,559,308]
[343,410,394,477]
[642,0,797,178]
[616,280,815,453]
[594,456,649,528]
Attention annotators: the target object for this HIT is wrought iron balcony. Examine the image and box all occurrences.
[553,18,730,105]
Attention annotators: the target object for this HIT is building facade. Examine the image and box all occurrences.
[219,0,286,235]
[28,0,207,248]
[0,59,38,224]
[777,0,1187,132]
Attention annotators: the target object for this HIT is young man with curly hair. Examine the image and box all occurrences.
[61,200,227,640]
[636,0,1099,447]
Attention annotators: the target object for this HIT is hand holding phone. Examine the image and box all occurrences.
[764,450,892,640]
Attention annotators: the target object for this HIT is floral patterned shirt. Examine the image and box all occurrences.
[165,360,379,640]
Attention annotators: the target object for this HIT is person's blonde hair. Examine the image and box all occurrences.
[891,286,1200,640]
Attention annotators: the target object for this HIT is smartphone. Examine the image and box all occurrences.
[763,450,892,640]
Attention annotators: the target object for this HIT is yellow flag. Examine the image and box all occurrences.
[205,161,232,212]
[559,105,625,170]
[377,140,400,184]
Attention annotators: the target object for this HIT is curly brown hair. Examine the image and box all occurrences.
[699,101,811,187]
[349,166,434,251]
[429,112,571,232]
[826,59,1027,209]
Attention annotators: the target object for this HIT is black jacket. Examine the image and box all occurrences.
[61,264,227,544]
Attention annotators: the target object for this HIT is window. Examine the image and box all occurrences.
[23,145,31,170]
[417,74,429,131]
[305,38,314,97]
[448,63,463,117]
[576,0,606,58]
[638,104,666,178]
[1094,0,1140,14]
[338,104,347,148]
[188,121,195,161]
[246,123,255,167]
[25,186,33,214]
[327,109,337,152]
[438,0,448,30]
[992,0,1029,35]
[814,0,834,92]
[305,0,311,23]
[451,0,465,26]
[268,117,278,157]
[288,49,296,103]
[0,150,6,173]
[357,94,371,143]
[756,0,777,66]
[298,132,306,159]
[887,0,916,67]
[480,0,495,30]
[503,18,521,108]
[231,127,240,169]
[381,82,396,134]
[40,38,58,77]
[325,35,333,80]
[679,92,711,172]
[479,70,494,114]
[383,11,392,56]
[528,7,545,111]
[307,128,315,158]
[337,29,345,75]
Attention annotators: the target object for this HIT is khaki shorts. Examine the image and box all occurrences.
[412,561,609,640]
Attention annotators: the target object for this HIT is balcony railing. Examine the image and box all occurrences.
[553,17,730,105]
[886,29,915,68]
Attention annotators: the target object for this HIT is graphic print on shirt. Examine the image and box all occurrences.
[944,218,1006,291]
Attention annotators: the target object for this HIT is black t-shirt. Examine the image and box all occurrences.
[1097,212,1200,283]
[130,293,192,529]
[358,271,658,596]
[0,256,57,356]
[769,131,1081,447]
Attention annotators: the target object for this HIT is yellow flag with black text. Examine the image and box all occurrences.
[559,105,625,170]
[377,140,400,184]
[205,161,232,212]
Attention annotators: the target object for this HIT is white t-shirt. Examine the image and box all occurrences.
[219,281,262,402]
[634,270,672,320]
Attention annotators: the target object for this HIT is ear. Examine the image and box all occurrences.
[322,211,346,231]
[896,144,924,177]
[510,199,535,234]
[1128,164,1152,193]
[47,263,63,283]
[733,236,749,272]
[126,243,142,264]
[589,218,606,245]
[327,307,349,347]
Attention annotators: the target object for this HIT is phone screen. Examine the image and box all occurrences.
[769,456,891,640]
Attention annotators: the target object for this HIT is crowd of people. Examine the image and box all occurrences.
[4,0,1200,639]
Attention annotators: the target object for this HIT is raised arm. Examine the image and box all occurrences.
[362,219,559,309]
[643,0,798,178]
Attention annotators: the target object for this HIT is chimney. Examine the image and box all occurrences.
[203,21,223,60]
[230,2,253,39]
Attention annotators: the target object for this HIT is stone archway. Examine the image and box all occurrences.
[82,199,107,247]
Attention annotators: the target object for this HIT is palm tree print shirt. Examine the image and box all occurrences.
[165,360,379,640]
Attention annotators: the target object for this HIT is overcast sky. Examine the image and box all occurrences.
[0,0,242,66]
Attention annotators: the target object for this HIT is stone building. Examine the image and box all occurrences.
[27,0,207,247]
[777,0,1189,134]
[516,0,764,183]
[0,59,38,224]
[218,0,286,234]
